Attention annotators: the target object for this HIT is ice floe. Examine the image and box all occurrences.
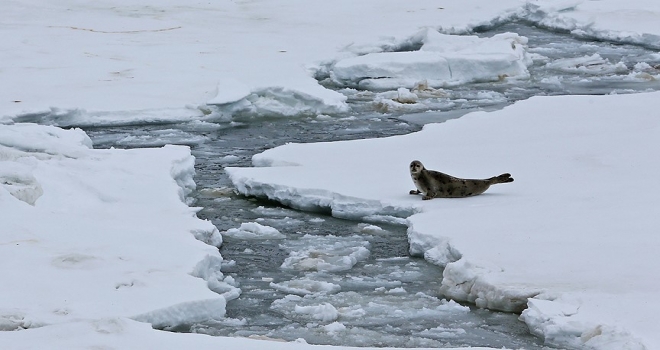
[0,123,231,331]
[223,222,286,240]
[329,30,531,90]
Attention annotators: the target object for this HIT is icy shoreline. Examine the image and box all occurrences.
[0,123,504,350]
[227,91,660,350]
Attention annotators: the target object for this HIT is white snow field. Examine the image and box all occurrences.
[3,0,660,349]
[0,125,232,330]
[227,91,660,350]
[3,0,660,125]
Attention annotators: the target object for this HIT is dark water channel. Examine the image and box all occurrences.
[84,23,660,349]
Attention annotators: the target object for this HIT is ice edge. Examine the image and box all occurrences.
[226,167,645,349]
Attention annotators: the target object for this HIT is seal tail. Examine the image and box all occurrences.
[488,173,514,184]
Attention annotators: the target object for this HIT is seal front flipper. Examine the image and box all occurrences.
[422,190,436,200]
[409,189,421,195]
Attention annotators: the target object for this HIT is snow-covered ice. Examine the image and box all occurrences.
[4,0,660,349]
[329,31,531,90]
[0,123,231,329]
[227,91,660,350]
[7,0,660,126]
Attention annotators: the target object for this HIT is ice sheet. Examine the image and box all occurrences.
[0,124,231,331]
[5,0,660,126]
[4,0,660,349]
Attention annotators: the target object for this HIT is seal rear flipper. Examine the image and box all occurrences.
[490,173,514,184]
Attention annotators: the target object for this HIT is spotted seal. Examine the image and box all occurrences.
[409,160,513,200]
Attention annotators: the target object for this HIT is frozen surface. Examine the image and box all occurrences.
[1,0,527,124]
[330,31,531,90]
[4,0,660,125]
[4,0,660,348]
[0,123,232,329]
[227,91,660,350]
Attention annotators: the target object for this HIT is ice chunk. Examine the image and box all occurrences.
[418,326,467,339]
[223,222,285,239]
[545,53,628,75]
[332,51,452,89]
[270,279,341,296]
[356,223,385,234]
[272,291,468,327]
[294,303,339,323]
[323,321,346,334]
[330,30,530,90]
[279,234,370,272]
[394,88,419,104]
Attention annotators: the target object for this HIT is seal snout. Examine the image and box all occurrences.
[409,160,424,174]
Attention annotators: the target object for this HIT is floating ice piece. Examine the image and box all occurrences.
[323,321,346,334]
[357,223,385,234]
[294,303,339,322]
[384,287,407,295]
[197,187,235,199]
[251,206,293,217]
[256,216,304,227]
[270,279,341,296]
[211,86,348,118]
[272,291,468,328]
[218,155,241,164]
[394,88,419,104]
[280,235,370,272]
[418,326,467,339]
[114,129,209,148]
[330,30,531,90]
[223,222,285,239]
[545,53,628,75]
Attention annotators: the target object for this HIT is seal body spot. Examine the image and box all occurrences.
[409,160,513,199]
